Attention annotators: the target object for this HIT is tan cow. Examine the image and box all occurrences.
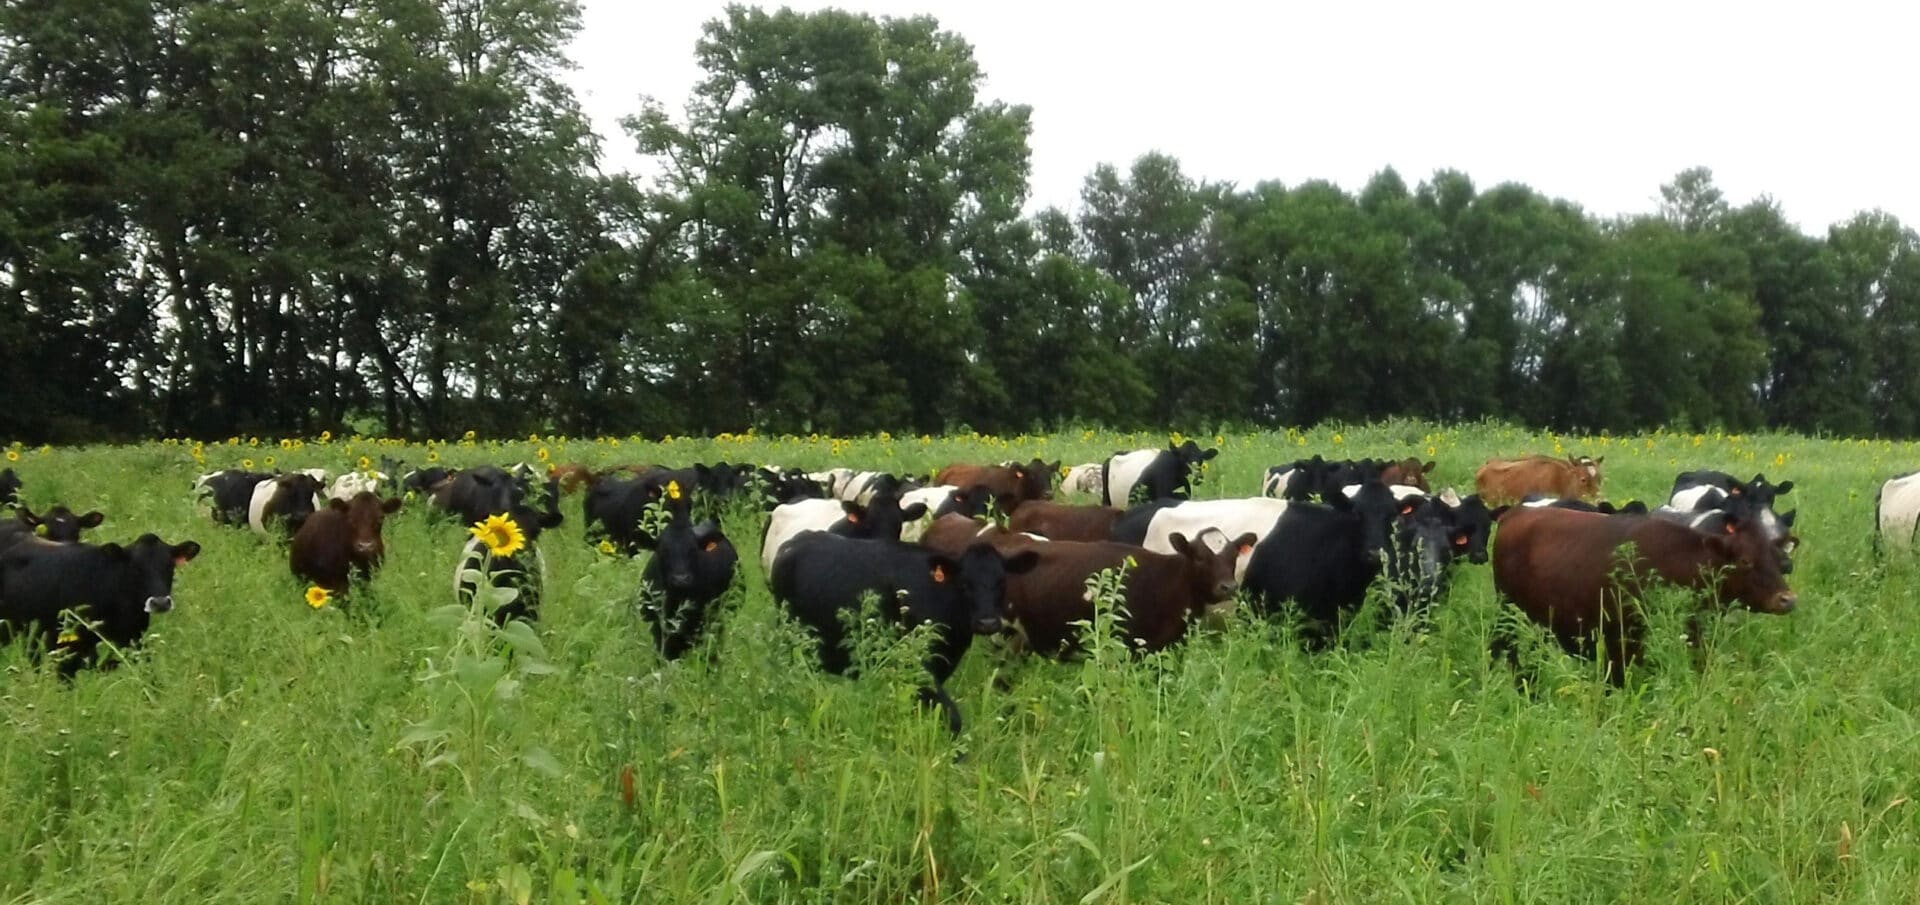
[1475,454,1604,505]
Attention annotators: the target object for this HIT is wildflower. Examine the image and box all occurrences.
[1426,446,1437,457]
[319,431,332,443]
[242,458,255,469]
[280,438,293,449]
[5,450,18,462]
[1333,433,1345,445]
[263,456,276,467]
[470,514,527,558]
[666,480,683,501]
[359,456,373,471]
[227,437,239,446]
[463,430,476,441]
[57,630,79,645]
[537,447,550,462]
[1774,453,1787,467]
[598,539,617,555]
[427,450,440,462]
[305,586,331,609]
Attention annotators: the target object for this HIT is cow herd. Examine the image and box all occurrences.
[0,442,1909,728]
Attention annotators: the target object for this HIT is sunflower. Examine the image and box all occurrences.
[666,480,683,501]
[470,513,527,558]
[242,458,255,469]
[305,586,331,609]
[537,447,550,462]
[427,450,440,462]
[359,456,372,471]
[4,450,16,463]
[57,630,79,645]
[598,539,617,555]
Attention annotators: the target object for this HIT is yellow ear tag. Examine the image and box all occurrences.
[932,564,947,583]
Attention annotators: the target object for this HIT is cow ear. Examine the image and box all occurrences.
[1232,532,1258,556]
[1594,456,1605,465]
[1168,532,1194,556]
[171,541,202,565]
[1776,480,1794,495]
[1003,550,1040,575]
[79,511,105,528]
[1423,460,1436,473]
[328,498,350,512]
[928,555,959,584]
[382,497,403,514]
[900,502,929,521]
[692,519,724,543]
[840,501,864,524]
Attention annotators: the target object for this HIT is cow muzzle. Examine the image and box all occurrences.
[1769,592,1797,614]
[144,595,174,614]
[354,540,380,556]
[973,615,1005,635]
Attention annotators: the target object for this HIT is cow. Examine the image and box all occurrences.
[0,505,105,554]
[1879,469,1920,550]
[0,468,19,509]
[933,459,1058,514]
[291,492,402,593]
[1475,455,1604,506]
[454,502,565,626]
[401,466,458,496]
[1490,502,1795,686]
[1109,499,1186,546]
[759,488,930,573]
[327,471,389,502]
[583,473,667,554]
[1448,494,1497,564]
[1669,470,1794,513]
[1007,501,1127,543]
[769,532,1038,735]
[249,473,326,537]
[433,466,553,528]
[0,534,200,676]
[195,469,276,525]
[1240,481,1435,641]
[1139,498,1292,583]
[898,484,995,543]
[1379,458,1436,491]
[1061,463,1105,496]
[827,471,922,507]
[549,463,598,495]
[636,515,739,660]
[1264,457,1384,501]
[1651,505,1798,573]
[1522,496,1649,515]
[1102,440,1219,507]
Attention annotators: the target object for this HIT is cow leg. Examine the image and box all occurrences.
[918,685,964,736]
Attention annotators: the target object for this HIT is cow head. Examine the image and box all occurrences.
[14,505,105,543]
[834,487,928,543]
[1171,529,1257,607]
[1706,500,1797,615]
[1332,479,1402,565]
[1012,458,1059,503]
[937,484,995,521]
[1392,497,1459,612]
[1448,494,1494,564]
[1571,455,1605,498]
[117,533,201,616]
[1381,458,1436,492]
[276,473,326,533]
[334,492,401,559]
[640,515,738,596]
[950,543,1040,635]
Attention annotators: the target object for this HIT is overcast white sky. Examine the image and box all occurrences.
[566,1,1917,232]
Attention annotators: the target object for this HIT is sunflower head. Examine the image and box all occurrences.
[305,586,331,609]
[470,514,527,558]
[4,450,18,463]
[666,480,683,502]
[598,539,617,555]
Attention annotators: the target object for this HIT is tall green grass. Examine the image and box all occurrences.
[2,421,1918,903]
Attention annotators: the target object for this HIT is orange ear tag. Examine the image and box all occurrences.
[932,564,948,583]
[1238,544,1254,556]
[1723,522,1737,535]
[846,513,861,524]
[704,541,719,552]
[1454,536,1469,547]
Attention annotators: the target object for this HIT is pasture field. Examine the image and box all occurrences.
[5,421,1920,904]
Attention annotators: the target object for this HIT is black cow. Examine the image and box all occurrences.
[770,533,1038,735]
[455,501,566,626]
[1669,470,1794,513]
[195,469,275,525]
[433,466,554,528]
[0,505,105,555]
[1242,480,1413,641]
[753,467,826,508]
[1449,494,1496,564]
[0,534,200,676]
[584,474,668,554]
[402,466,459,496]
[249,473,325,537]
[638,515,739,660]
[0,468,19,509]
[1102,440,1219,507]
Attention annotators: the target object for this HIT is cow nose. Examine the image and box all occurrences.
[973,615,1004,635]
[1216,580,1238,599]
[1772,592,1797,614]
[354,540,379,555]
[669,571,695,589]
[144,596,174,614]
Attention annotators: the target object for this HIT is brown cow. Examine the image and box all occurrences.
[919,514,1253,657]
[933,458,1059,514]
[1379,458,1436,491]
[1491,504,1795,686]
[290,492,402,593]
[1475,454,1604,505]
[549,463,598,494]
[1006,501,1125,542]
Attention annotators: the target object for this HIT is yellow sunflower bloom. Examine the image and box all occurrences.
[537,447,550,462]
[427,450,440,462]
[359,456,372,471]
[598,539,617,555]
[319,430,332,443]
[305,586,331,609]
[242,458,255,469]
[6,449,19,462]
[263,456,276,467]
[666,480,683,501]
[470,514,527,558]
[57,630,79,645]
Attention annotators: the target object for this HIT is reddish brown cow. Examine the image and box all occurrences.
[1006,501,1126,542]
[933,458,1059,514]
[549,463,598,494]
[919,514,1253,657]
[1379,458,1436,491]
[290,492,402,593]
[1491,505,1795,686]
[1476,454,1604,505]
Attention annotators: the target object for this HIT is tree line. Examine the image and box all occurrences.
[4,2,1917,442]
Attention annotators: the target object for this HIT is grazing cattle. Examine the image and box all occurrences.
[1379,458,1437,491]
[454,503,565,625]
[770,532,1038,735]
[1241,481,1426,637]
[1264,457,1385,501]
[759,488,930,572]
[0,534,200,676]
[898,484,994,543]
[1061,463,1105,496]
[291,492,402,593]
[0,506,105,554]
[549,463,598,495]
[583,474,667,554]
[1669,470,1794,513]
[249,473,325,537]
[0,468,19,509]
[920,520,1254,657]
[1491,503,1795,686]
[1448,494,1497,564]
[401,467,458,496]
[1007,501,1126,543]
[195,469,276,525]
[327,471,388,502]
[1475,455,1604,506]
[933,459,1058,514]
[1652,505,1798,573]
[1102,441,1219,507]
[825,471,920,507]
[432,466,548,528]
[1879,470,1920,549]
[637,515,739,660]
[1140,498,1292,583]
[750,466,825,508]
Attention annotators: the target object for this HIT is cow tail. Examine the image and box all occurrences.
[1100,454,1115,508]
